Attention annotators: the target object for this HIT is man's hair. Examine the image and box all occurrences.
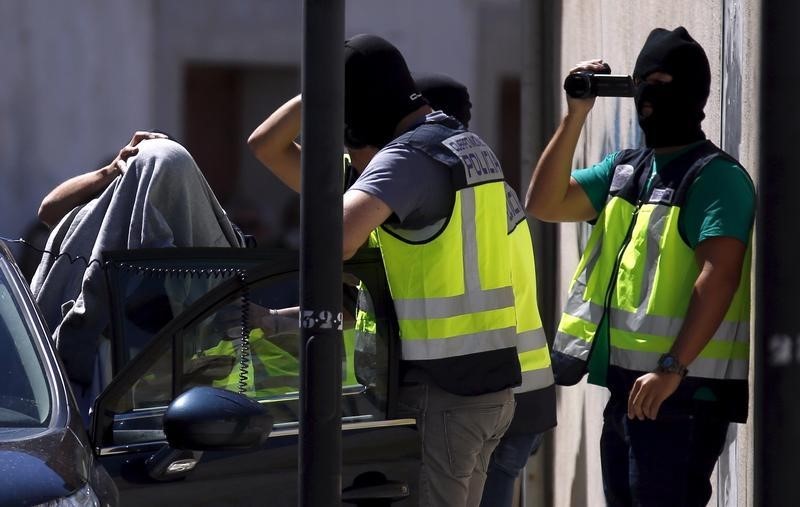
[344,34,427,148]
[414,72,472,129]
[633,26,711,107]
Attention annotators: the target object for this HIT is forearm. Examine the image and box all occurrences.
[525,111,589,221]
[252,305,299,335]
[247,94,303,193]
[670,264,741,367]
[38,164,121,228]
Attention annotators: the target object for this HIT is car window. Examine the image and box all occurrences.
[104,249,271,372]
[180,275,302,403]
[174,275,385,423]
[99,260,394,448]
[0,260,51,427]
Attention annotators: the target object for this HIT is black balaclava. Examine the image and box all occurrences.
[344,34,428,149]
[633,26,711,148]
[413,72,472,129]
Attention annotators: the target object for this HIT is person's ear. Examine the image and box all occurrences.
[344,125,368,149]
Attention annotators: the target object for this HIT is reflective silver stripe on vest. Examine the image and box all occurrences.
[610,347,748,380]
[517,328,552,391]
[401,326,518,360]
[461,188,482,294]
[393,187,515,322]
[633,204,670,308]
[393,286,514,320]
[559,224,605,319]
[553,329,592,361]
[608,308,749,343]
[518,328,547,353]
[554,288,601,363]
[563,300,749,344]
[514,367,555,394]
[562,299,606,327]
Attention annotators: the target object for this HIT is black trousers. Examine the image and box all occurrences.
[600,396,729,507]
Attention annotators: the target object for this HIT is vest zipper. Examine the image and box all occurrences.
[585,199,644,366]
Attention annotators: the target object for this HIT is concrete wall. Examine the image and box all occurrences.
[540,1,760,505]
[0,0,155,248]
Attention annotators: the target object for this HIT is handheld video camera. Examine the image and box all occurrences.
[563,64,634,99]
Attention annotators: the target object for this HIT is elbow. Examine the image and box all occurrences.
[37,200,56,229]
[246,130,272,159]
[524,189,547,221]
[525,199,544,220]
[530,209,561,223]
[524,196,556,222]
[343,236,364,261]
[342,245,357,261]
[247,132,280,170]
[246,132,263,155]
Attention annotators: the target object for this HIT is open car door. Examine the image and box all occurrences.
[89,247,418,506]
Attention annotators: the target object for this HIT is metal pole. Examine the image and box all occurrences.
[756,1,800,505]
[300,1,344,505]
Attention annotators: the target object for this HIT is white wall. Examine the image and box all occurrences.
[0,0,155,241]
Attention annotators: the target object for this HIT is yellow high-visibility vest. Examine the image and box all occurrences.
[375,119,523,395]
[553,143,752,420]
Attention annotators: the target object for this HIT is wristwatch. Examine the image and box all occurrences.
[656,353,688,378]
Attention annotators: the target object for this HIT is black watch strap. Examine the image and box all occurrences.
[656,353,688,377]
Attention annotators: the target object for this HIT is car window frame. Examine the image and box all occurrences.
[103,247,288,376]
[90,247,402,454]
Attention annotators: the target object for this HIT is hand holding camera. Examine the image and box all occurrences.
[563,60,634,99]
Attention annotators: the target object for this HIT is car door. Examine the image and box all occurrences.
[91,248,419,506]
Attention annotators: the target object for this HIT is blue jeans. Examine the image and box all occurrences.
[479,431,543,507]
[600,397,729,507]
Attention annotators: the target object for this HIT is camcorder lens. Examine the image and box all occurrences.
[564,73,593,99]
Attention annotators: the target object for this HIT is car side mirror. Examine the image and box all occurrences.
[163,386,272,450]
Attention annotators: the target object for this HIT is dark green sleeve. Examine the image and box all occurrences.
[683,158,756,249]
[571,152,619,214]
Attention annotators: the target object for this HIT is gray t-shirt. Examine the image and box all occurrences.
[348,143,454,230]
